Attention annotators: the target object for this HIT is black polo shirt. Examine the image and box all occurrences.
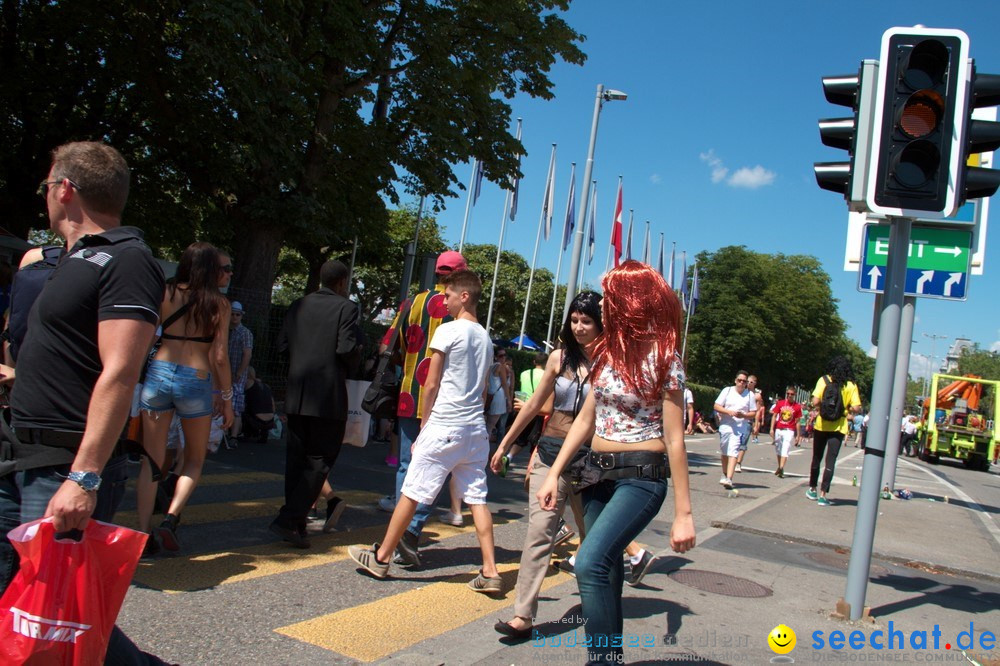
[10,226,164,467]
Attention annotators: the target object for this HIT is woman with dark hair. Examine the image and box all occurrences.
[136,242,235,555]
[806,355,862,506]
[537,261,695,664]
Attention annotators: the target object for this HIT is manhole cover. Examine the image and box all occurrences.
[668,569,773,598]
[804,551,890,577]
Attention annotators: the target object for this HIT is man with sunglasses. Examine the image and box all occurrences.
[0,141,168,663]
[714,372,756,489]
[769,387,803,478]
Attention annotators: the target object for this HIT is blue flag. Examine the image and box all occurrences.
[690,263,700,316]
[679,251,688,309]
[587,185,597,264]
[561,164,576,251]
[472,159,484,205]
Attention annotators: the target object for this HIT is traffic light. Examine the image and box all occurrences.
[959,69,1000,201]
[814,60,878,210]
[866,27,970,218]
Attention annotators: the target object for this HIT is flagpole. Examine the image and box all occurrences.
[605,175,622,273]
[458,160,477,253]
[656,233,664,277]
[486,119,522,336]
[682,262,698,362]
[681,291,693,362]
[668,241,676,290]
[642,221,651,265]
[547,162,576,348]
[519,143,557,350]
[624,209,634,260]
[486,188,512,335]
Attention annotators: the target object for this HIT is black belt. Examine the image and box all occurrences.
[15,427,132,463]
[588,450,669,480]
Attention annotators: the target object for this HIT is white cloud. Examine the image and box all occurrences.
[728,165,776,189]
[700,149,775,188]
[867,345,877,358]
[650,173,662,184]
[909,353,933,381]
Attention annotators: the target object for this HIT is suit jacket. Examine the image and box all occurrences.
[279,287,364,419]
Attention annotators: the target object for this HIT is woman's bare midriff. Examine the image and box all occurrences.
[591,433,667,454]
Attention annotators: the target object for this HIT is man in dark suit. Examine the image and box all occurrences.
[270,260,364,548]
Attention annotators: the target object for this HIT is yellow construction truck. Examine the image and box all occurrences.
[919,373,999,471]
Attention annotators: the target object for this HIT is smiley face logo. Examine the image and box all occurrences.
[768,624,796,654]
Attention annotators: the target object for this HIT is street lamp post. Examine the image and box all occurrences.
[562,84,627,323]
[923,333,947,397]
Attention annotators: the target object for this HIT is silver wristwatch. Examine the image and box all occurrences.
[67,471,101,492]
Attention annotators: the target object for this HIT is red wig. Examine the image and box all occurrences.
[591,260,683,401]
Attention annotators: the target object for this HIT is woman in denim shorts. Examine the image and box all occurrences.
[135,242,235,555]
[536,261,696,665]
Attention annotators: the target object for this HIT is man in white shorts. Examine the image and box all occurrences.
[349,269,503,593]
[769,387,802,478]
[714,371,756,489]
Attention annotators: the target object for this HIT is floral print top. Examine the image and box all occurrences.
[593,351,685,443]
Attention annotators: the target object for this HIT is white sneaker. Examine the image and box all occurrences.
[735,463,743,473]
[377,496,395,513]
[719,475,729,486]
[721,477,734,489]
[440,510,464,526]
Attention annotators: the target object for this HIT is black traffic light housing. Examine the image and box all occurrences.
[814,60,878,210]
[866,28,969,218]
[960,69,1000,201]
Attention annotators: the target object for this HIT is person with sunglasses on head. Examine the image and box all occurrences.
[715,371,757,489]
[536,262,696,665]
[136,242,235,556]
[769,387,802,478]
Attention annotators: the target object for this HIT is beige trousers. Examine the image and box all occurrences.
[512,458,587,621]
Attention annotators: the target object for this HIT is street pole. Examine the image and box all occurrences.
[842,217,911,621]
[881,296,916,492]
[563,84,626,324]
[458,161,478,253]
[923,333,947,398]
[485,189,512,335]
[519,144,556,351]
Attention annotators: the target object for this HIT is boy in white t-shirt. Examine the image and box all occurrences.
[349,270,503,592]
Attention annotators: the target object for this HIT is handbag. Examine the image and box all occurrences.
[344,379,374,447]
[361,304,409,418]
[0,518,146,665]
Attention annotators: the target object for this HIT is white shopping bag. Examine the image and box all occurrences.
[344,379,373,447]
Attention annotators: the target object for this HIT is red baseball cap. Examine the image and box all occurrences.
[435,250,468,275]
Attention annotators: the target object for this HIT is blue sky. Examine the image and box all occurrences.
[428,1,1000,378]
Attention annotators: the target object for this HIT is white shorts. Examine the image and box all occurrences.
[774,429,794,457]
[401,421,490,505]
[719,429,744,457]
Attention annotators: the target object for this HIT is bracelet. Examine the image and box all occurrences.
[220,388,234,401]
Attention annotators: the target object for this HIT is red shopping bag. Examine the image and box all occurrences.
[0,518,147,665]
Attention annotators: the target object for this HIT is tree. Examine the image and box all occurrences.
[958,347,1000,381]
[461,244,555,344]
[0,1,586,305]
[684,246,856,397]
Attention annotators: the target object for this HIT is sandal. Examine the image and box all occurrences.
[494,618,533,639]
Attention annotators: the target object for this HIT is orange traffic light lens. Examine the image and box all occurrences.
[900,90,944,138]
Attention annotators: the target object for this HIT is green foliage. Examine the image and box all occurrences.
[958,347,1000,381]
[684,246,864,399]
[688,381,722,420]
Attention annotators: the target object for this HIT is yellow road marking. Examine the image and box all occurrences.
[115,489,383,530]
[275,562,574,662]
[132,514,521,593]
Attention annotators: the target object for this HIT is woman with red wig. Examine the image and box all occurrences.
[537,260,696,664]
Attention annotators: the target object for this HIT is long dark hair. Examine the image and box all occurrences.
[559,290,603,376]
[168,242,226,334]
[827,355,854,385]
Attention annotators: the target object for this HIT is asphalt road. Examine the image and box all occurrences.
[111,430,1000,664]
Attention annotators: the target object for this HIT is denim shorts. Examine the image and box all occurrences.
[140,360,214,418]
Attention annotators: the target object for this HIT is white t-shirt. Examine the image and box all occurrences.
[714,385,756,434]
[426,319,493,426]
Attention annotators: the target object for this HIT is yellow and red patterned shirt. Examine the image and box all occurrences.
[380,284,452,419]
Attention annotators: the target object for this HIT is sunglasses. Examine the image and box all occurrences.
[37,178,82,197]
[736,378,748,383]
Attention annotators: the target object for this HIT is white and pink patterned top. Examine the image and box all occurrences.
[593,351,685,443]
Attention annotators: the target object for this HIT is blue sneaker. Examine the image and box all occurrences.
[817,496,831,507]
[805,488,818,501]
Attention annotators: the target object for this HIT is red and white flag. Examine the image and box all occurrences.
[611,177,623,267]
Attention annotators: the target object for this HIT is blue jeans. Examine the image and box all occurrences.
[576,477,667,664]
[140,360,214,418]
[0,456,167,665]
[395,417,432,536]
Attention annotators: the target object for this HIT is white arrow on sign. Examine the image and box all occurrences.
[867,266,881,290]
[943,272,963,296]
[915,270,934,293]
[933,246,962,257]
